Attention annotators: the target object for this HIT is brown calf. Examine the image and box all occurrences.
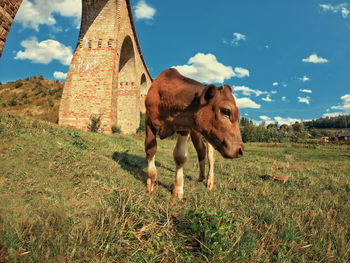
[145,68,244,199]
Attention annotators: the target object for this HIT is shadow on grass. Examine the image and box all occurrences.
[112,151,173,192]
[259,175,271,181]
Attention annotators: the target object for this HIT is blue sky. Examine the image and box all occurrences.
[0,0,349,124]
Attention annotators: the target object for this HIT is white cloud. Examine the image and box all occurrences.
[330,94,350,113]
[302,53,328,64]
[223,33,247,47]
[15,0,81,31]
[236,98,261,109]
[299,76,310,82]
[234,67,250,78]
[233,86,252,96]
[298,96,310,105]
[320,3,349,18]
[259,115,301,125]
[272,82,278,86]
[15,37,73,65]
[259,115,271,122]
[299,89,312,93]
[134,0,156,20]
[282,96,287,101]
[232,86,268,97]
[262,95,273,102]
[53,71,67,80]
[274,117,301,125]
[323,112,345,117]
[173,53,235,83]
[233,86,276,102]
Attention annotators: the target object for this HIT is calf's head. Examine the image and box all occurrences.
[195,84,244,159]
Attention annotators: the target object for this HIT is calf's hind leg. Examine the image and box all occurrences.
[173,132,190,199]
[190,131,206,182]
[145,120,158,193]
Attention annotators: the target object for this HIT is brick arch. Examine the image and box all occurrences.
[117,35,139,134]
[140,73,147,113]
[118,35,135,74]
[140,73,147,94]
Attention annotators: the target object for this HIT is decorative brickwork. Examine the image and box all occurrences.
[0,0,152,134]
[0,0,23,57]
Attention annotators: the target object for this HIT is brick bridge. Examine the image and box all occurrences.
[0,0,152,134]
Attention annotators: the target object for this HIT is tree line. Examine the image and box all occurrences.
[239,114,350,143]
[303,115,350,129]
[240,117,308,143]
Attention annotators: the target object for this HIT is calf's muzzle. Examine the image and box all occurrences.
[221,142,244,159]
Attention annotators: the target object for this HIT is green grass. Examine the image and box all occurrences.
[0,113,349,262]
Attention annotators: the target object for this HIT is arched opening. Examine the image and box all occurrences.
[119,36,135,73]
[140,74,147,94]
[117,35,138,134]
[140,73,147,114]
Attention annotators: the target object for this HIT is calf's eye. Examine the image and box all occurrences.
[220,108,231,118]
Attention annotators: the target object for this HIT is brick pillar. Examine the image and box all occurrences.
[117,81,140,134]
[59,0,117,133]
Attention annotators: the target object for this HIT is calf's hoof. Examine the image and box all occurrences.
[206,180,214,191]
[146,179,156,193]
[172,188,184,200]
[197,175,205,182]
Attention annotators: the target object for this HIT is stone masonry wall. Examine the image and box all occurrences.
[0,0,23,57]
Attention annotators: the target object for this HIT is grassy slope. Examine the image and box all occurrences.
[0,113,349,262]
[0,77,63,124]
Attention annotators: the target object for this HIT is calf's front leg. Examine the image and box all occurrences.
[206,142,215,191]
[172,132,189,199]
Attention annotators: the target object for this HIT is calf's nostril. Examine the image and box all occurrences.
[238,147,244,156]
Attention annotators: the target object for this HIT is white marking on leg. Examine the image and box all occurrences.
[173,134,189,199]
[147,156,157,192]
[207,142,215,191]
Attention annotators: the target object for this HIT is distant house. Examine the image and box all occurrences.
[336,131,350,141]
[315,134,330,142]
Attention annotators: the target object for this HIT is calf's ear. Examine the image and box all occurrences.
[200,85,216,104]
[223,84,232,92]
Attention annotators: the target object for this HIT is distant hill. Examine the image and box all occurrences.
[0,76,63,123]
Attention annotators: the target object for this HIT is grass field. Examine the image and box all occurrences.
[0,113,349,262]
